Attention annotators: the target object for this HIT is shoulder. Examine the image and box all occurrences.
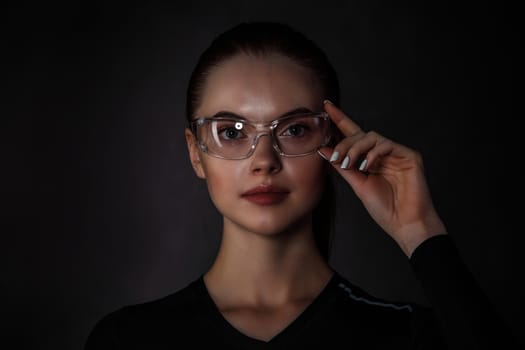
[319,272,445,347]
[118,276,201,322]
[329,272,440,331]
[85,276,205,349]
[331,272,416,315]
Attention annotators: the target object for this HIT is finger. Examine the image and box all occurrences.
[322,133,365,165]
[324,131,383,170]
[342,131,386,171]
[362,138,394,172]
[318,146,369,199]
[371,143,424,174]
[323,100,362,137]
[358,136,422,173]
[327,153,369,199]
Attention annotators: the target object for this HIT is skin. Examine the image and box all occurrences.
[185,53,447,341]
[318,101,447,256]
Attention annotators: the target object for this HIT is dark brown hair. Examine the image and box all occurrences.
[186,21,340,261]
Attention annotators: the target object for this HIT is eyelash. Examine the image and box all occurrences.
[218,127,246,140]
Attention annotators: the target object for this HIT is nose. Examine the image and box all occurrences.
[249,134,282,175]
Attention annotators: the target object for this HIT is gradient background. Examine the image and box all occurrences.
[3,1,521,349]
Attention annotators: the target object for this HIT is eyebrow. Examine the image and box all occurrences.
[209,107,314,120]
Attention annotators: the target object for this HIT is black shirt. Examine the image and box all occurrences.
[85,235,519,349]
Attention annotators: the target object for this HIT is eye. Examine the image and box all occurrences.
[282,124,308,137]
[219,127,244,140]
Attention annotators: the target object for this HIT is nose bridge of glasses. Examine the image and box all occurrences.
[252,131,275,149]
[230,120,276,158]
[250,121,275,134]
[240,121,273,142]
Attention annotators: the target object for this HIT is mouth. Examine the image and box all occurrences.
[241,185,290,205]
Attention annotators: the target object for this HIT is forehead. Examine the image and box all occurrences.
[196,53,323,121]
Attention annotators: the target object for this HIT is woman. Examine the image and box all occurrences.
[85,22,518,349]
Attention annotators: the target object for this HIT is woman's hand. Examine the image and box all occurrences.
[319,101,447,257]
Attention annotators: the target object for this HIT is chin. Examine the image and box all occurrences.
[235,210,313,237]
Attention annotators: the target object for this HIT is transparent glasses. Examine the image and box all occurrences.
[190,112,332,160]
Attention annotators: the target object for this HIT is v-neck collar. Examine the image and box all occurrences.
[195,272,340,347]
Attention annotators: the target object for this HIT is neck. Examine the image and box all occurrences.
[204,218,333,306]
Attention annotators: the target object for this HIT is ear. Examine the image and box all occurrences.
[185,128,206,179]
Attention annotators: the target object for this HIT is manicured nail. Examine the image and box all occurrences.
[329,151,339,162]
[341,156,350,169]
[358,159,368,171]
[323,99,333,105]
[318,150,329,161]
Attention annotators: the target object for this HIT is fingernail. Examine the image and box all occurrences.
[329,151,339,162]
[341,156,350,169]
[323,99,333,105]
[317,150,329,161]
[358,159,368,171]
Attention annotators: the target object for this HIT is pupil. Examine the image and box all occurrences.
[289,126,301,135]
[226,129,237,138]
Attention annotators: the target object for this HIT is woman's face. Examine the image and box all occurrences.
[186,53,327,236]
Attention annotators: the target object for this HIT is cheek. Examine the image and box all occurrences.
[287,156,327,197]
[202,159,242,204]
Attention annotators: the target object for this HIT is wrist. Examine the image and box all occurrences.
[400,231,448,258]
[395,219,448,258]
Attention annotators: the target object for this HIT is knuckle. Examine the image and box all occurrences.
[379,138,392,148]
[367,130,380,138]
[413,150,423,163]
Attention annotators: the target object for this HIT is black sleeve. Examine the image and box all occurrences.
[409,235,520,350]
[409,303,448,350]
[84,309,122,350]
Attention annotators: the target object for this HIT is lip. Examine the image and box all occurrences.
[241,185,290,205]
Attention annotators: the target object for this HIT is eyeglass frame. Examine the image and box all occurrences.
[189,111,333,160]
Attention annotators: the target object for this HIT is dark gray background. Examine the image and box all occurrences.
[3,1,521,349]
